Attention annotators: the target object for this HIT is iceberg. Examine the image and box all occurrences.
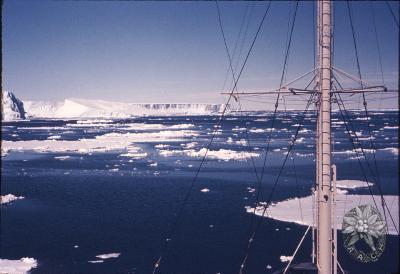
[24,98,227,118]
[1,91,26,121]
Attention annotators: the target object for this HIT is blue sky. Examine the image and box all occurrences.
[3,1,399,109]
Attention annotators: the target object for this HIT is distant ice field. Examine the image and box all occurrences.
[1,111,399,274]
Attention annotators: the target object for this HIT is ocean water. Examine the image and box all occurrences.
[1,111,398,274]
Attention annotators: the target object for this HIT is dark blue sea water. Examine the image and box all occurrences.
[1,111,399,274]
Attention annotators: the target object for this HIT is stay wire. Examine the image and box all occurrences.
[370,2,386,110]
[221,3,250,92]
[215,0,264,204]
[242,0,300,256]
[239,2,301,272]
[239,92,315,274]
[385,1,399,28]
[334,92,398,234]
[347,1,389,224]
[152,2,273,272]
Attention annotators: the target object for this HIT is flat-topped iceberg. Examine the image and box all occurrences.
[24,98,227,118]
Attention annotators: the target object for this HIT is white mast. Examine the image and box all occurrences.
[317,1,333,274]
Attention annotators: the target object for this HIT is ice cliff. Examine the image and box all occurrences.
[1,91,26,121]
[22,98,227,118]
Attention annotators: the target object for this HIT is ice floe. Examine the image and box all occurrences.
[95,253,121,260]
[155,144,170,149]
[383,126,398,130]
[0,257,37,274]
[1,194,24,205]
[247,182,399,235]
[159,148,260,161]
[280,255,293,263]
[54,156,71,160]
[47,135,61,140]
[201,188,210,193]
[2,130,198,155]
[249,128,265,133]
[379,147,398,155]
[88,260,104,264]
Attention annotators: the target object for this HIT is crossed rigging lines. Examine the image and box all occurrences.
[152,1,398,273]
[152,1,273,273]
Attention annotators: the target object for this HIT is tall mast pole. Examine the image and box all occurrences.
[317,1,333,274]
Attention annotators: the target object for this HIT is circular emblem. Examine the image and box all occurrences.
[342,204,387,263]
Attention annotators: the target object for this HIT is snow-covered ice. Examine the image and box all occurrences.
[95,253,121,260]
[0,257,37,274]
[1,194,24,205]
[159,148,260,161]
[24,97,226,118]
[279,255,293,263]
[88,260,104,264]
[2,130,198,156]
[1,91,26,121]
[247,183,399,235]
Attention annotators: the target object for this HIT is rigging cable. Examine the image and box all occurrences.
[347,0,389,225]
[221,3,250,93]
[215,0,265,209]
[333,91,398,234]
[370,2,386,110]
[238,2,301,272]
[239,92,316,274]
[332,74,386,214]
[151,2,273,272]
[385,1,399,28]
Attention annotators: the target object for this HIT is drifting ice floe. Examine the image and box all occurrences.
[379,147,399,155]
[159,148,260,161]
[95,253,121,260]
[280,255,293,263]
[247,180,399,235]
[383,126,398,130]
[1,194,24,205]
[2,130,198,156]
[155,144,170,149]
[0,257,37,274]
[54,156,71,160]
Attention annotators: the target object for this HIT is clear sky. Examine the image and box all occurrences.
[3,1,399,109]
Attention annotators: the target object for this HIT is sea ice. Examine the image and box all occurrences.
[95,253,121,260]
[1,194,24,205]
[247,185,399,235]
[0,257,37,274]
[280,255,293,263]
[2,130,198,156]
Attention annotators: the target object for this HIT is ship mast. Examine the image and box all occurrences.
[316,0,333,273]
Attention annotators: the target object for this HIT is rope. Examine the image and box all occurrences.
[220,2,250,93]
[370,1,386,111]
[385,1,399,28]
[283,225,311,274]
[239,92,315,274]
[347,0,391,228]
[151,2,273,272]
[239,4,303,272]
[215,0,266,212]
[334,92,398,234]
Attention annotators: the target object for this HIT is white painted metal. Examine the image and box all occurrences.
[332,164,337,274]
[317,1,333,274]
